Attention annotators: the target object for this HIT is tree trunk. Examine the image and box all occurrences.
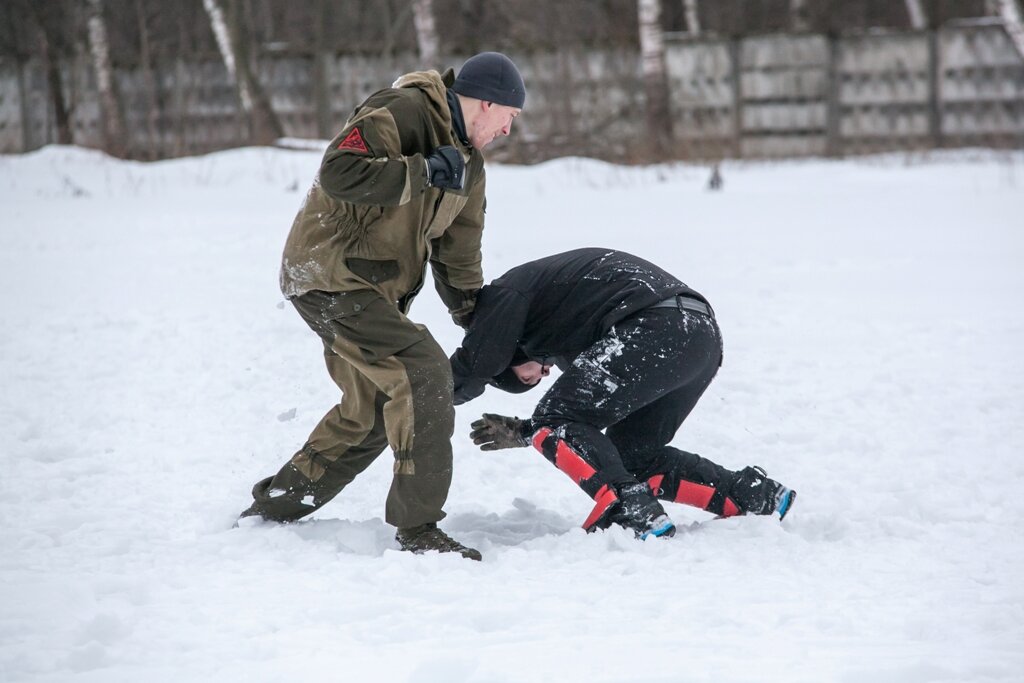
[790,0,810,32]
[86,0,128,156]
[379,1,413,62]
[228,0,284,144]
[135,0,163,159]
[312,0,333,138]
[927,28,942,148]
[16,60,33,151]
[202,0,283,145]
[904,0,927,30]
[203,0,247,109]
[995,0,1024,59]
[172,9,191,157]
[28,3,73,145]
[682,0,701,36]
[412,0,440,66]
[637,0,674,161]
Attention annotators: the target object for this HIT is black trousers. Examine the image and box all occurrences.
[530,304,744,517]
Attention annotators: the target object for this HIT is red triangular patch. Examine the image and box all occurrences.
[337,127,368,153]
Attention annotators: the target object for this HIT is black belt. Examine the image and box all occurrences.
[651,295,713,318]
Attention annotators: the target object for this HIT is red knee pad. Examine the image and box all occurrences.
[582,484,619,531]
[647,474,741,517]
[532,427,597,485]
[533,428,618,530]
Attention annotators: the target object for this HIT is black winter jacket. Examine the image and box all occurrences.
[450,248,707,403]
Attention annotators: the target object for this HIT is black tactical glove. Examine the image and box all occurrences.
[425,145,465,190]
[470,413,532,451]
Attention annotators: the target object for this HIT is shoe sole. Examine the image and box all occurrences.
[778,489,797,520]
[640,517,677,540]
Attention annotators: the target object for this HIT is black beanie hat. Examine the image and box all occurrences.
[452,52,526,109]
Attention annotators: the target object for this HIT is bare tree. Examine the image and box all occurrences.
[790,0,810,32]
[202,0,283,145]
[133,0,162,159]
[26,1,75,145]
[994,0,1024,59]
[204,0,246,105]
[412,0,440,67]
[312,0,333,139]
[86,0,128,156]
[1,0,39,150]
[682,0,701,36]
[637,0,673,160]
[905,0,927,29]
[378,1,414,61]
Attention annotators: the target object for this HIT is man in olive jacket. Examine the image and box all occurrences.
[239,52,525,561]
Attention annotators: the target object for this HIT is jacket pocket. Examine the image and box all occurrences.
[346,257,400,285]
[318,290,426,364]
[307,290,381,325]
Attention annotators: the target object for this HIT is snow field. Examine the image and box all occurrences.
[1,146,1022,682]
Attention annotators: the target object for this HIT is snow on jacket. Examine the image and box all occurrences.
[450,248,709,402]
[280,68,485,319]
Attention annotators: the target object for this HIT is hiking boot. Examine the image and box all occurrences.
[730,466,797,520]
[395,523,482,561]
[590,482,676,539]
[233,504,264,528]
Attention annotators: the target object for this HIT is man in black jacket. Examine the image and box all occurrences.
[450,248,796,539]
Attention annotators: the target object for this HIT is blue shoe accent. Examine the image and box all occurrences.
[777,489,796,520]
[640,515,677,540]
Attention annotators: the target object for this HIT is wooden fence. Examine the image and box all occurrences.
[1,21,1021,161]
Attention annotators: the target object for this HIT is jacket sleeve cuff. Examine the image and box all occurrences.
[517,418,537,446]
[415,153,431,190]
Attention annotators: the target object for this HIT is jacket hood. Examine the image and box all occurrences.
[391,68,456,140]
[392,68,454,101]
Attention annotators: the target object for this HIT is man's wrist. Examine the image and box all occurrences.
[516,418,536,445]
[422,156,432,187]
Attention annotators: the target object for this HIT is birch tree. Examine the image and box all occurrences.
[994,0,1024,59]
[790,0,809,32]
[412,0,440,67]
[202,0,283,145]
[905,0,927,29]
[86,0,128,156]
[682,0,700,36]
[637,0,674,159]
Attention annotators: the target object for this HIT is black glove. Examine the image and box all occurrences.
[425,145,465,190]
[470,413,532,451]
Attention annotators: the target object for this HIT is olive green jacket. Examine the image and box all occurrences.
[280,68,485,320]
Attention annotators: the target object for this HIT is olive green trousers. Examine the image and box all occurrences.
[246,289,454,528]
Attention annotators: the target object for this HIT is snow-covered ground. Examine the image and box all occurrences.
[1,145,1022,683]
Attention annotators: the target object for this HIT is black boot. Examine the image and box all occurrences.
[729,466,797,519]
[395,523,482,561]
[590,482,676,539]
[235,503,263,523]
